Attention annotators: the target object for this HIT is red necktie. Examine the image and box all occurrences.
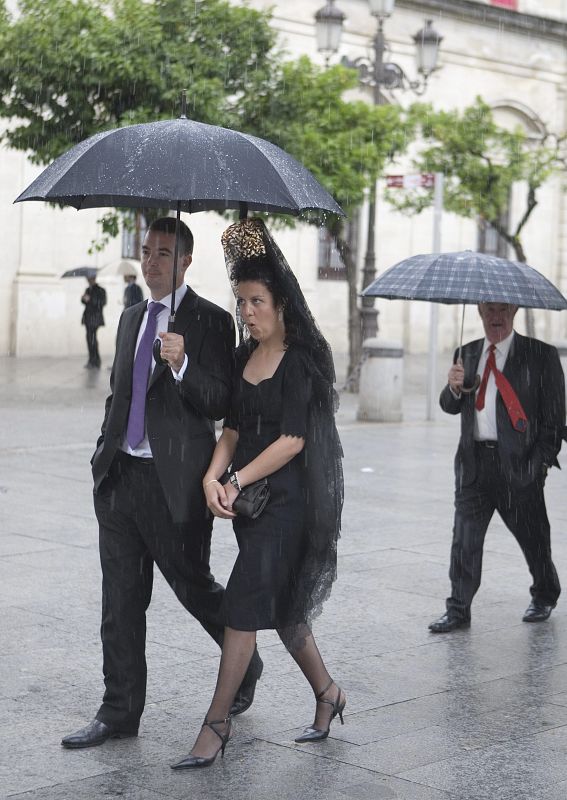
[475,344,527,432]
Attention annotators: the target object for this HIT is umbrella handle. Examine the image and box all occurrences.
[153,337,166,367]
[152,316,176,367]
[460,374,481,395]
[457,314,481,393]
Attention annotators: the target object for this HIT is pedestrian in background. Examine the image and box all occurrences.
[81,274,107,369]
[123,273,143,308]
[429,302,565,633]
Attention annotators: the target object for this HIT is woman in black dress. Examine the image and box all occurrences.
[172,219,344,769]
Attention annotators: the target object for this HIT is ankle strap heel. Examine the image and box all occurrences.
[170,716,232,770]
[295,680,346,743]
[203,717,232,758]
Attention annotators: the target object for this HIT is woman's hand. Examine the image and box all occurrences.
[204,479,236,519]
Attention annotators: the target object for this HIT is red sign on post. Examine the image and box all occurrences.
[386,174,435,189]
[490,0,517,9]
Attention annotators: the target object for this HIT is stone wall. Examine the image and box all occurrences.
[1,0,567,374]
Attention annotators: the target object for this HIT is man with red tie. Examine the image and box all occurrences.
[429,303,565,633]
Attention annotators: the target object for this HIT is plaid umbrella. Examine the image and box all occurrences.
[362,251,567,310]
[363,250,567,397]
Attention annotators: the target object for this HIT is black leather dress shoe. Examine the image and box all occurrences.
[523,600,554,623]
[428,612,471,633]
[230,655,264,716]
[61,719,138,749]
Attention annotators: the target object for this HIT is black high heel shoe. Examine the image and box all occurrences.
[294,680,346,743]
[171,717,232,770]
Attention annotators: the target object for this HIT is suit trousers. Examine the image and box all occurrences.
[85,324,101,367]
[446,443,561,621]
[93,450,225,731]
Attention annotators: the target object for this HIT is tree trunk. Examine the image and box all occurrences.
[510,239,536,338]
[490,184,538,338]
[330,215,363,391]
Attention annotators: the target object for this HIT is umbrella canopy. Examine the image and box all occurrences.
[14,118,344,217]
[61,266,98,279]
[362,251,567,311]
[15,104,344,363]
[98,258,141,277]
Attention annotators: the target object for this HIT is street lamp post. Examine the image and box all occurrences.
[314,0,346,67]
[314,0,442,344]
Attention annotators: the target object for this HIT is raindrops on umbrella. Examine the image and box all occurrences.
[15,92,344,362]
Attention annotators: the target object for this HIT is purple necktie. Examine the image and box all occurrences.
[126,301,165,449]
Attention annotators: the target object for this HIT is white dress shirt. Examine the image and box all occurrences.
[121,284,189,458]
[474,330,515,442]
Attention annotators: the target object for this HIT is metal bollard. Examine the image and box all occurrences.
[357,338,404,422]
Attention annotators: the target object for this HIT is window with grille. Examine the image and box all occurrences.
[318,227,347,280]
[121,215,145,259]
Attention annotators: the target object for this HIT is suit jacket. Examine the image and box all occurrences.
[124,282,144,308]
[440,333,565,491]
[81,284,107,328]
[91,286,235,523]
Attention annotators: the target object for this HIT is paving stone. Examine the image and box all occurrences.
[398,737,567,800]
[2,355,567,800]
[0,746,115,796]
[4,772,173,800]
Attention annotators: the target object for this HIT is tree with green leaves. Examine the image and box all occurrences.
[385,98,563,335]
[0,0,414,377]
[0,0,280,247]
[240,56,413,379]
[0,0,278,162]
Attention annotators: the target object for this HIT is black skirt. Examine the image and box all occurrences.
[222,347,310,630]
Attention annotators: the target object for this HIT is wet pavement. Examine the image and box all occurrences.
[1,354,567,800]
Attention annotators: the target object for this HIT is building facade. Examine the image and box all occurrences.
[2,0,567,377]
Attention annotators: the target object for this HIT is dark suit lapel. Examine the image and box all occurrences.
[120,302,147,390]
[502,331,524,382]
[147,287,198,390]
[172,286,199,334]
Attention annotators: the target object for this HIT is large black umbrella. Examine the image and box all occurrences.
[362,250,567,394]
[14,118,342,217]
[15,99,343,361]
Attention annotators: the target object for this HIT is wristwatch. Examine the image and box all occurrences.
[229,472,241,492]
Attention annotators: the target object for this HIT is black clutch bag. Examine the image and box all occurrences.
[232,478,270,519]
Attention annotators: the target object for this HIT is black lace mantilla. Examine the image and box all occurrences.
[222,219,344,636]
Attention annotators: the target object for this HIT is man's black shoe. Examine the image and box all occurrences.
[522,600,554,623]
[428,612,471,633]
[61,719,138,749]
[230,656,264,716]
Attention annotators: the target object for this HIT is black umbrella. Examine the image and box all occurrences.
[15,95,343,361]
[362,250,567,392]
[14,119,343,218]
[61,266,98,279]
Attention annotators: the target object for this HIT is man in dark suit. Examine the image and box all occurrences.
[62,217,262,749]
[123,273,144,308]
[81,275,107,368]
[429,302,564,633]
